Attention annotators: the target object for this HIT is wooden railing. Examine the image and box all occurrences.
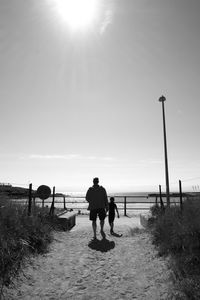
[13,194,185,216]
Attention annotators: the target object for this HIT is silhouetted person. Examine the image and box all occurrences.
[86,177,109,239]
[108,197,119,234]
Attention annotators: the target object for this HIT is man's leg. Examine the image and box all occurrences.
[92,220,97,239]
[90,210,97,239]
[100,219,104,232]
[100,220,106,239]
[98,209,106,239]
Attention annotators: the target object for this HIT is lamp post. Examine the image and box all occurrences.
[159,95,170,207]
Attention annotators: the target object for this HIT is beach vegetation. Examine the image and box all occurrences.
[128,227,146,236]
[0,196,63,295]
[148,196,200,299]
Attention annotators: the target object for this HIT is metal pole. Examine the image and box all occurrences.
[159,96,170,207]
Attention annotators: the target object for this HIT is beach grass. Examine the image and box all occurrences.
[128,227,145,236]
[0,196,63,295]
[148,196,200,299]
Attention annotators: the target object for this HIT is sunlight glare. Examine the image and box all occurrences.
[54,0,98,30]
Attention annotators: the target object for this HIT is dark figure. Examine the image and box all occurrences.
[86,177,109,239]
[108,197,119,234]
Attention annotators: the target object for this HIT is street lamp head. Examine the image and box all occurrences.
[159,95,166,102]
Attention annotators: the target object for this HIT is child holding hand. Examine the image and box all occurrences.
[108,197,119,234]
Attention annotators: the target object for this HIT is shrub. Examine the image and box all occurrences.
[149,197,200,298]
[0,197,62,294]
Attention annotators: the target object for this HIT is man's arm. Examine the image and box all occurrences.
[86,188,90,203]
[104,188,109,211]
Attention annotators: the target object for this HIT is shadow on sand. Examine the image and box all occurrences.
[88,238,115,252]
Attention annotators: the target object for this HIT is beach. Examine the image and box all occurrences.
[5,215,178,300]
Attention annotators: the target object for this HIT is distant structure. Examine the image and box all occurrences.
[0,182,12,191]
[0,183,12,188]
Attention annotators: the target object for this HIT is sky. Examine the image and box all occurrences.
[0,0,200,193]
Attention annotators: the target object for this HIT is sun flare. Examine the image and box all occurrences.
[53,0,99,30]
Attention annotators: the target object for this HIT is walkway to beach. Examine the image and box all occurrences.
[6,215,177,300]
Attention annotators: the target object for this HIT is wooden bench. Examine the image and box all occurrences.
[58,211,76,230]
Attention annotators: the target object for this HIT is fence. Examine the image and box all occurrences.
[10,180,196,216]
[13,194,187,217]
[34,195,155,216]
[39,195,184,216]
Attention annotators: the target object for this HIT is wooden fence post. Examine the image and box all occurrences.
[179,180,183,211]
[28,183,32,216]
[63,196,66,210]
[159,185,165,210]
[49,186,55,216]
[32,196,35,214]
[124,196,127,216]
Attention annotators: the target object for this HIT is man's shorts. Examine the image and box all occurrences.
[89,208,106,221]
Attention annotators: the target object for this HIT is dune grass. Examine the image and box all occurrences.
[128,227,146,236]
[148,197,200,299]
[0,196,63,295]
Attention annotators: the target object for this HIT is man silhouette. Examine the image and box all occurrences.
[86,178,109,239]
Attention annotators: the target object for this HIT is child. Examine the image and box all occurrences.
[108,197,119,234]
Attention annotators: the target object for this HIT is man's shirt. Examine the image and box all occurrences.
[86,185,109,210]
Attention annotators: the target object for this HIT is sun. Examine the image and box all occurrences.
[53,0,99,30]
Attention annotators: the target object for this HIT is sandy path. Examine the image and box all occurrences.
[5,215,175,300]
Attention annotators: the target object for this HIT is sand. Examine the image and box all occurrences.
[5,215,178,300]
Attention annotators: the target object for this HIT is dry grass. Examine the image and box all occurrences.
[128,227,146,236]
[148,197,200,299]
[0,196,63,295]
